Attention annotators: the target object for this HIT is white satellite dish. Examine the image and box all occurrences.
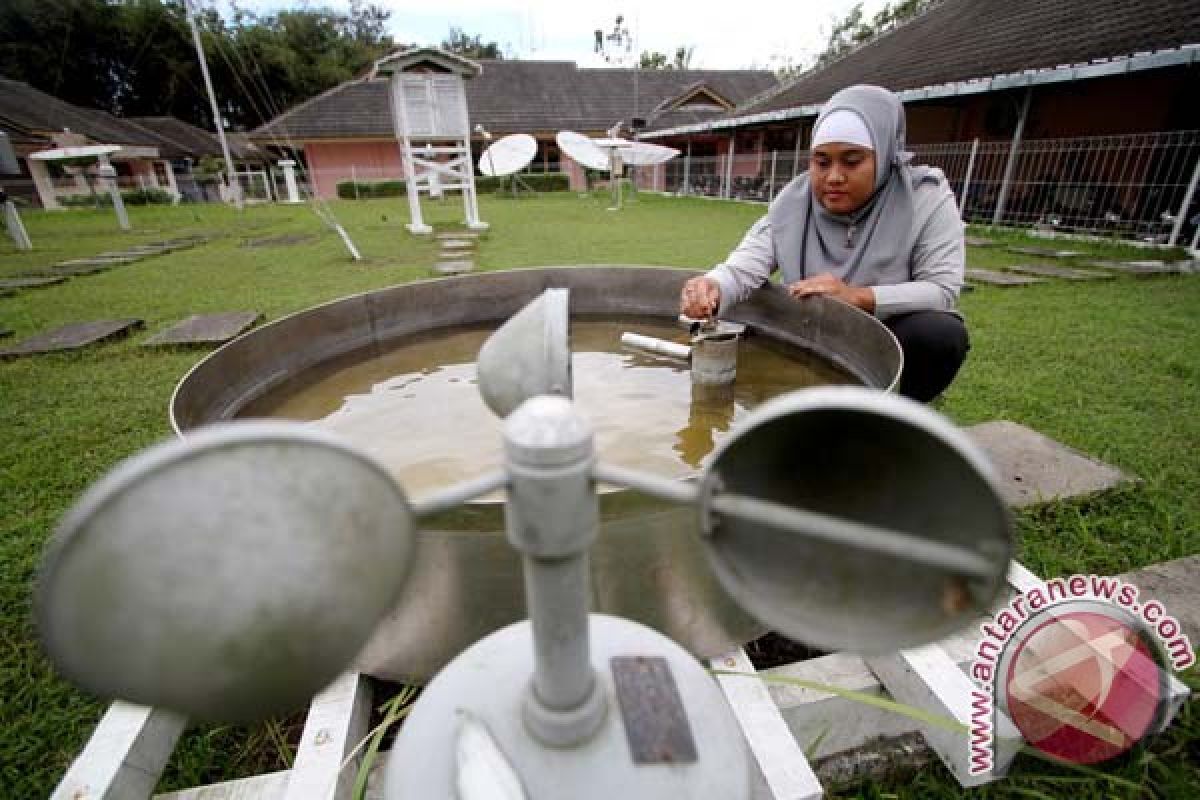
[556,131,609,172]
[618,142,680,167]
[29,145,122,161]
[479,134,538,177]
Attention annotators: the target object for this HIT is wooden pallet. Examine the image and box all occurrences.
[51,560,1194,799]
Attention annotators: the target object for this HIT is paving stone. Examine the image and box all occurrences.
[964,236,999,247]
[143,311,263,347]
[1082,259,1194,276]
[0,275,68,290]
[436,231,479,240]
[1118,555,1200,644]
[434,259,476,275]
[1005,245,1083,259]
[439,239,474,250]
[965,420,1134,508]
[0,318,143,358]
[54,256,140,268]
[53,263,117,276]
[964,268,1043,286]
[1004,263,1114,280]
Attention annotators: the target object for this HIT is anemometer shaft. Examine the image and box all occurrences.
[503,397,607,746]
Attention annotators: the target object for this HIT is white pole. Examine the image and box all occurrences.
[682,139,691,195]
[4,199,32,250]
[1168,153,1200,246]
[768,150,778,204]
[993,88,1032,225]
[724,134,736,199]
[351,165,360,200]
[961,138,979,218]
[185,0,242,211]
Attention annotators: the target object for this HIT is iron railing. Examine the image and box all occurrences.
[657,130,1200,246]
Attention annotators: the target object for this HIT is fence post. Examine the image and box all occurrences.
[724,134,736,199]
[960,138,979,217]
[1168,152,1200,246]
[682,139,691,195]
[992,88,1032,225]
[768,150,778,204]
[351,165,360,200]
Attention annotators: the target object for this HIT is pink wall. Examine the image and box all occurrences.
[305,140,405,198]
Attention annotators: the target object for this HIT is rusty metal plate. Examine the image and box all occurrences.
[610,655,697,765]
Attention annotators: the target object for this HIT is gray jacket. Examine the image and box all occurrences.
[707,177,966,320]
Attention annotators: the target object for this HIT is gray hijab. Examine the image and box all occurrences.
[767,85,938,284]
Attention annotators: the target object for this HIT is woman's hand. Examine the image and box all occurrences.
[680,276,721,319]
[786,273,875,312]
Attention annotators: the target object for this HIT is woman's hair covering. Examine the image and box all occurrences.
[811,109,874,151]
[767,84,939,283]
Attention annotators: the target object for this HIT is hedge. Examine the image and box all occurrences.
[337,172,570,199]
[60,188,174,207]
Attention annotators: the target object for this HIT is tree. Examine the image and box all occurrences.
[814,0,939,68]
[638,46,695,70]
[0,1,396,131]
[441,27,502,59]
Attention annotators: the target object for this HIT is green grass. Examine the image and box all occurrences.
[1,194,1196,797]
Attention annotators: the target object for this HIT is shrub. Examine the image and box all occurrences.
[336,172,570,199]
[60,188,174,207]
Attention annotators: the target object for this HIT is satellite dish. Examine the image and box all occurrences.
[555,131,609,172]
[479,133,537,177]
[619,142,680,167]
[698,387,1012,655]
[36,422,416,720]
[29,145,122,161]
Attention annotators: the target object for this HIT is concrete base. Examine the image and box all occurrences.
[467,221,490,231]
[0,318,144,358]
[1005,264,1113,280]
[406,223,433,236]
[965,268,1043,286]
[965,420,1133,507]
[144,312,263,347]
[1006,245,1082,259]
[0,275,68,290]
[434,259,475,275]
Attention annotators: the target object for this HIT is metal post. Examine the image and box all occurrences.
[724,134,736,199]
[682,139,691,195]
[793,123,805,178]
[1168,152,1200,246]
[3,198,32,250]
[768,149,778,204]
[98,156,130,231]
[503,397,606,747]
[185,0,242,211]
[992,88,1032,225]
[960,137,979,217]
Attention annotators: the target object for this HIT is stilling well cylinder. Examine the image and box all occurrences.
[690,332,739,386]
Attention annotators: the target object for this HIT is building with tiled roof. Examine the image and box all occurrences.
[252,57,777,197]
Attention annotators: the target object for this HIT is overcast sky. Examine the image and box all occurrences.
[219,1,888,70]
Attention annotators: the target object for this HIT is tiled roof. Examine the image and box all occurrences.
[253,59,777,140]
[737,0,1200,116]
[0,77,162,147]
[127,116,225,159]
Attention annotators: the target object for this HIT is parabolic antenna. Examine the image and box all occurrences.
[619,142,680,167]
[29,144,122,161]
[555,131,609,172]
[478,133,537,177]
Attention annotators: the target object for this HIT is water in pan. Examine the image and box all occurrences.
[240,317,855,497]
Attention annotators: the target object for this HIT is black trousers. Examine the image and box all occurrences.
[883,311,970,403]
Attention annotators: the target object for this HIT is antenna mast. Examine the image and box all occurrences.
[185,0,243,210]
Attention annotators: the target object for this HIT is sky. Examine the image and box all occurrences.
[220,0,889,71]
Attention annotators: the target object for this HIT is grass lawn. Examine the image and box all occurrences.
[1,192,1197,798]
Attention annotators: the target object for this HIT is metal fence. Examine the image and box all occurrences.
[660,130,1200,246]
